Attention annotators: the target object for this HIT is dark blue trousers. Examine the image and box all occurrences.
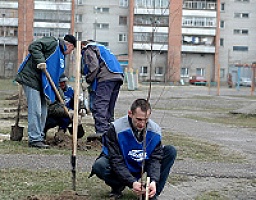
[92,81,122,134]
[91,145,177,195]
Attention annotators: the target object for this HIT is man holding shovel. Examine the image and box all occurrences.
[15,34,76,149]
[44,73,85,140]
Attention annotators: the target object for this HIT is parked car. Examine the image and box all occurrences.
[237,77,252,87]
[189,75,207,85]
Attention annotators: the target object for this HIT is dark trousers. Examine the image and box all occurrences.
[44,117,71,134]
[91,145,177,195]
[92,81,122,134]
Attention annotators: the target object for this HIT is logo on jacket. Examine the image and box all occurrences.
[60,59,64,68]
[128,150,147,162]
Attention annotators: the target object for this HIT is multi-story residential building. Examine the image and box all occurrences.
[0,0,19,78]
[181,0,217,83]
[0,0,74,78]
[130,0,256,83]
[219,0,256,84]
[74,0,129,70]
[1,0,255,85]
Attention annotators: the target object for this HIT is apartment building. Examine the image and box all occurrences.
[0,0,73,78]
[1,0,255,84]
[74,0,129,70]
[0,0,18,78]
[219,0,256,84]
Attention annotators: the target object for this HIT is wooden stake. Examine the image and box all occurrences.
[145,177,150,200]
[71,40,81,190]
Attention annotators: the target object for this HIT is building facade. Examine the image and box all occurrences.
[0,0,19,78]
[0,0,256,84]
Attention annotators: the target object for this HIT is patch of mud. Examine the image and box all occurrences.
[45,133,102,151]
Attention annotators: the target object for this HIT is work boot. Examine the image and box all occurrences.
[109,185,125,199]
[28,141,49,149]
[54,129,65,143]
[87,133,103,142]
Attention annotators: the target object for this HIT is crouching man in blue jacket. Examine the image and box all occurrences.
[90,99,177,200]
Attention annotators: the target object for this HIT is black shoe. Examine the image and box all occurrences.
[87,133,103,142]
[28,141,50,149]
[109,186,125,199]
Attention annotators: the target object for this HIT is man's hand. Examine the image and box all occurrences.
[68,110,74,119]
[132,181,145,196]
[37,63,47,69]
[148,181,157,198]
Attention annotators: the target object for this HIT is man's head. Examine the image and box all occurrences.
[64,34,77,55]
[81,40,95,49]
[59,73,68,90]
[128,99,151,132]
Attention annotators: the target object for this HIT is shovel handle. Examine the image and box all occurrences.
[38,63,70,118]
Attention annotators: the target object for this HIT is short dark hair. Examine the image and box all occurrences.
[64,34,77,47]
[130,99,151,113]
[81,40,95,46]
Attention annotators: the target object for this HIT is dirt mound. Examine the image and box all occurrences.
[45,131,102,151]
[27,190,90,200]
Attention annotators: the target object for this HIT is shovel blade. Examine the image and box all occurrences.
[10,125,24,141]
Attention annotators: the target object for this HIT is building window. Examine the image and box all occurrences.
[220,69,225,78]
[182,17,216,27]
[0,26,18,37]
[220,20,225,28]
[33,27,69,38]
[183,1,216,9]
[234,13,249,18]
[75,32,82,41]
[233,46,248,51]
[34,11,71,23]
[75,14,83,23]
[140,66,148,76]
[119,16,127,25]
[233,29,249,35]
[196,68,205,76]
[155,67,164,76]
[119,0,128,8]
[95,7,110,13]
[235,0,249,2]
[119,33,127,42]
[76,0,83,5]
[136,0,169,8]
[220,38,224,46]
[96,23,109,29]
[181,68,189,77]
[221,3,225,11]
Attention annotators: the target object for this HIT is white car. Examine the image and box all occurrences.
[237,77,252,87]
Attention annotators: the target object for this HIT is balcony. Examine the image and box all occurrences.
[34,1,71,11]
[133,42,168,51]
[0,36,18,45]
[134,8,169,15]
[183,1,216,10]
[182,27,216,36]
[182,45,215,53]
[0,2,18,9]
